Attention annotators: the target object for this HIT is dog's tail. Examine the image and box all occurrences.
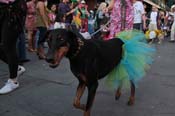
[106,30,156,89]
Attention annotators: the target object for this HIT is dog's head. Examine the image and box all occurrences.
[45,29,71,68]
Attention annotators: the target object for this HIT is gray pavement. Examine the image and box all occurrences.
[0,39,175,116]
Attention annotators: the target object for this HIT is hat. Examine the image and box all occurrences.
[81,0,86,4]
[171,5,175,11]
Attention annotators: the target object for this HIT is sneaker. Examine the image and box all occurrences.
[158,40,162,44]
[0,79,19,94]
[17,65,26,76]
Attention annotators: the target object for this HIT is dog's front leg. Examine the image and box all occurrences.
[73,82,86,110]
[84,82,98,116]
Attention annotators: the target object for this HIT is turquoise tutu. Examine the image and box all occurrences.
[106,30,156,89]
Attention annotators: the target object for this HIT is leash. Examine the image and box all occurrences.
[52,20,111,37]
[121,0,126,31]
[90,19,111,37]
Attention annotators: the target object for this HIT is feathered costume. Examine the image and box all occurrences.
[106,30,155,89]
[72,8,82,28]
[145,30,164,40]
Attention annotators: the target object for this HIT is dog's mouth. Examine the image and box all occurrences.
[49,47,69,68]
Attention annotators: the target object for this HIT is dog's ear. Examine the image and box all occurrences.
[66,30,77,39]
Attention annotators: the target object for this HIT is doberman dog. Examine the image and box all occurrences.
[45,29,136,116]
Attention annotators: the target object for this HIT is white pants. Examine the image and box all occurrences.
[170,22,175,41]
[149,24,157,31]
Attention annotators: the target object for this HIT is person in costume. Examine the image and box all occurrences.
[77,0,89,32]
[70,0,89,32]
[104,0,134,39]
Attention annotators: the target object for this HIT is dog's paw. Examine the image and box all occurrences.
[74,103,86,110]
[115,92,121,100]
[127,97,135,106]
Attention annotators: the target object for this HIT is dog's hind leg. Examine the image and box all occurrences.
[127,81,135,105]
[73,82,86,110]
[84,82,98,116]
[115,86,122,100]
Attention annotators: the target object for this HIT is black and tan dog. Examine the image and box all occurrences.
[45,29,136,116]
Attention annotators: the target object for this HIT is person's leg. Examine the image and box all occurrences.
[17,31,30,64]
[37,27,47,59]
[0,0,27,94]
[2,15,19,79]
[32,30,37,52]
[170,22,175,41]
[133,23,141,30]
[0,14,20,94]
[27,30,34,52]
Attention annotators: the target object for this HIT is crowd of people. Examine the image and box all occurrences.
[0,0,175,94]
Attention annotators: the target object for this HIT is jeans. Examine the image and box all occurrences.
[17,31,27,61]
[37,27,47,47]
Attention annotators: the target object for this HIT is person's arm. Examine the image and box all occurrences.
[103,0,115,13]
[142,13,146,29]
[107,0,115,11]
[38,1,49,28]
[140,2,146,29]
[66,8,76,16]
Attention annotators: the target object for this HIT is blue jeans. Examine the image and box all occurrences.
[17,31,27,61]
[37,27,47,47]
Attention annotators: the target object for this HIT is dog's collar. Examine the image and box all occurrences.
[70,38,84,59]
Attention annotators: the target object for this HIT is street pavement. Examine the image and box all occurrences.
[0,38,175,116]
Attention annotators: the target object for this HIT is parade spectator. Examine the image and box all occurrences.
[47,3,57,30]
[58,0,72,25]
[133,0,146,31]
[164,9,170,36]
[77,0,89,32]
[148,6,160,31]
[54,12,66,29]
[104,0,134,39]
[0,0,26,94]
[146,6,164,44]
[36,0,49,59]
[96,2,109,30]
[170,5,175,42]
[88,10,96,34]
[25,0,37,52]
